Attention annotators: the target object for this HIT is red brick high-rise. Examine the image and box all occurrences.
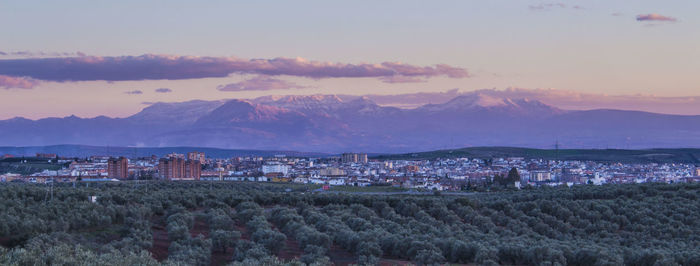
[158,157,183,180]
[158,157,200,180]
[107,157,129,179]
[185,160,201,180]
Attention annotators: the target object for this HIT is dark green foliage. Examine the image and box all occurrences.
[208,211,234,231]
[251,228,287,254]
[508,167,521,182]
[166,235,212,266]
[210,229,240,253]
[233,240,270,262]
[0,181,699,266]
[300,245,330,265]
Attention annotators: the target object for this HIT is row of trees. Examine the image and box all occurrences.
[1,181,699,265]
[268,207,332,264]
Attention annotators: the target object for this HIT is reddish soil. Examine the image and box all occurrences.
[327,244,357,265]
[190,217,210,238]
[211,246,236,266]
[210,223,251,266]
[378,259,417,266]
[276,234,302,261]
[0,237,12,248]
[267,224,300,260]
[149,222,170,261]
[235,224,251,240]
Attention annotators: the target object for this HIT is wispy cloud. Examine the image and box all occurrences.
[0,75,40,89]
[0,51,86,57]
[0,54,469,83]
[155,88,172,93]
[529,3,566,11]
[217,75,307,92]
[378,75,426,83]
[124,90,143,95]
[529,3,583,11]
[636,13,677,22]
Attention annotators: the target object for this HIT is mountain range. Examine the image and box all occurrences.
[1,93,699,153]
[0,145,326,159]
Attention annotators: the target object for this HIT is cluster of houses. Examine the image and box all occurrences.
[2,152,700,190]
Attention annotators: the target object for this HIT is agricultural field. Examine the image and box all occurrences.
[0,157,65,175]
[1,182,699,265]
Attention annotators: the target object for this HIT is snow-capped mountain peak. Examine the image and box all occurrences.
[251,94,344,111]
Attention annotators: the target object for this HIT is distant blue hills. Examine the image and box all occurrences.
[1,94,700,153]
[0,144,327,159]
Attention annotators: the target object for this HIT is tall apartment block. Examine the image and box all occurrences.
[342,153,368,164]
[107,157,129,179]
[158,157,201,180]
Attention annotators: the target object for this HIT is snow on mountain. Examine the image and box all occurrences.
[417,93,562,115]
[251,94,344,112]
[127,99,226,126]
[1,94,699,153]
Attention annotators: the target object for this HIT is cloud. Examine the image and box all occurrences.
[379,75,426,83]
[0,54,469,83]
[0,51,86,57]
[0,75,40,89]
[529,3,566,11]
[141,101,156,105]
[155,88,172,93]
[125,90,143,95]
[217,75,307,92]
[636,14,677,22]
[529,3,584,11]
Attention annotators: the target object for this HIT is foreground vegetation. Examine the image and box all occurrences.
[0,182,699,265]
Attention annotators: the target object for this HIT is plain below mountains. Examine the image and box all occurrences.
[1,93,699,153]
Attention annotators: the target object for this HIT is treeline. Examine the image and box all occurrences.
[0,181,699,265]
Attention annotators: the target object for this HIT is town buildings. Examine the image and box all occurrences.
[158,156,201,180]
[2,150,699,190]
[342,153,368,164]
[262,162,290,176]
[187,151,206,164]
[107,157,129,179]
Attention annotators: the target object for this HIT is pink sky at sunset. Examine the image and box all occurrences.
[0,0,698,119]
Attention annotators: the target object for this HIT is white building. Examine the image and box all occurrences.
[262,163,290,175]
[529,171,552,182]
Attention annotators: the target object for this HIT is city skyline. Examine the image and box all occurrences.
[1,1,699,119]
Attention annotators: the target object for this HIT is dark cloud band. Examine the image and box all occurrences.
[0,54,469,83]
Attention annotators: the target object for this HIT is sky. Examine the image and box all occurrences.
[0,0,698,119]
